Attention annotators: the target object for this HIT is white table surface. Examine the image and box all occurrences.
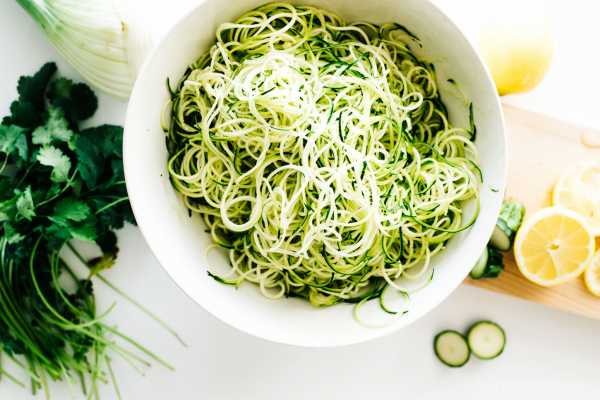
[1,1,599,399]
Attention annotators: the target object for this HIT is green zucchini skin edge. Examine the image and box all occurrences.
[470,248,489,279]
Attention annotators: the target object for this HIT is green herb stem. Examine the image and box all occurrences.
[66,242,187,347]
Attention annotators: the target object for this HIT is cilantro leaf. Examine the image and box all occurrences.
[7,100,40,128]
[94,125,123,158]
[0,197,16,222]
[47,78,98,122]
[53,198,90,222]
[74,135,101,187]
[90,193,135,235]
[37,145,71,183]
[15,186,35,220]
[96,230,118,254]
[66,219,97,242]
[75,125,124,189]
[17,62,57,109]
[8,63,57,127]
[32,107,74,145]
[3,223,25,244]
[47,215,97,244]
[0,124,28,160]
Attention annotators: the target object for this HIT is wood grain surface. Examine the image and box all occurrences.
[466,105,600,319]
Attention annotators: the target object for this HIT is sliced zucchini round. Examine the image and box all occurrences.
[470,248,489,279]
[489,200,526,251]
[379,284,409,315]
[489,219,512,251]
[467,320,506,360]
[433,330,470,367]
[393,265,435,294]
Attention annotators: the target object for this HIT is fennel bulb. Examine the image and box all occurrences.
[17,0,153,99]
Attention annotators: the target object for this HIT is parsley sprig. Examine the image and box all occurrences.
[0,63,175,398]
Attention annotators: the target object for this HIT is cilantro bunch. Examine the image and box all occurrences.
[2,63,133,253]
[0,63,171,397]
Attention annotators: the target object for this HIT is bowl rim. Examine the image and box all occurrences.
[123,0,507,348]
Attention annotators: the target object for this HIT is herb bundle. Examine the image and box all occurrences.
[0,63,171,398]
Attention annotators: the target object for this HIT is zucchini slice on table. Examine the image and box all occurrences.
[433,330,470,367]
[490,200,525,251]
[467,321,506,359]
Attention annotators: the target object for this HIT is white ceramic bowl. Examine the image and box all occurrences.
[124,0,506,347]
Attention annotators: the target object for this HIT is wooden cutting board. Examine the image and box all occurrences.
[466,104,600,319]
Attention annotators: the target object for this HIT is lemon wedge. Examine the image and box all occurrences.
[553,162,600,236]
[514,207,595,287]
[584,250,600,297]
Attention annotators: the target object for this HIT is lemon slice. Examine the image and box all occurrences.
[553,162,600,236]
[584,251,600,297]
[514,207,595,287]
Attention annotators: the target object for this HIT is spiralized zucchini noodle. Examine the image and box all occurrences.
[164,3,480,311]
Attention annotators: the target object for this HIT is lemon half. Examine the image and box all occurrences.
[514,207,595,287]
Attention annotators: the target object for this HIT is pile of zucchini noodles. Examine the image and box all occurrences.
[165,3,480,315]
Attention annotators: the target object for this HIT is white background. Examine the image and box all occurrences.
[1,0,599,399]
